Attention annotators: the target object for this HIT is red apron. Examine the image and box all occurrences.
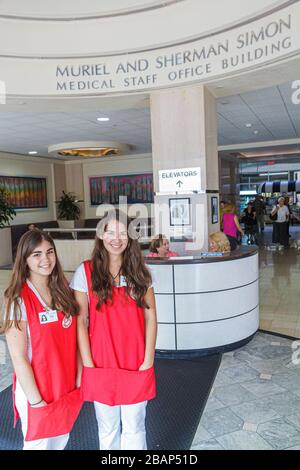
[81,260,156,406]
[13,282,82,441]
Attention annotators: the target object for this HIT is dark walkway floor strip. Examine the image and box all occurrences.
[0,355,221,450]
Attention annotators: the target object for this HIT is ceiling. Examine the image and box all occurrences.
[217,81,300,144]
[0,107,152,159]
[0,79,299,162]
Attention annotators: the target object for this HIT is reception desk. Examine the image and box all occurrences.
[146,247,259,356]
[52,239,94,271]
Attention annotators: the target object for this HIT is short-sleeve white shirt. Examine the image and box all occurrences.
[273,204,289,223]
[69,263,88,293]
[70,263,155,294]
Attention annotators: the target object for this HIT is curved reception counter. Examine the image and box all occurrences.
[146,247,259,356]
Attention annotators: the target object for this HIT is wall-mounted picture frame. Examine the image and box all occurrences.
[89,173,153,205]
[0,176,48,209]
[211,196,218,224]
[169,197,190,226]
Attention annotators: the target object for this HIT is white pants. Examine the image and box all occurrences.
[15,381,69,450]
[94,401,147,450]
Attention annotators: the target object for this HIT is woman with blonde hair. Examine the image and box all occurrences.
[209,232,231,253]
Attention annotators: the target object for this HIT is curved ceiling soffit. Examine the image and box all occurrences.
[0,0,184,20]
[0,0,295,59]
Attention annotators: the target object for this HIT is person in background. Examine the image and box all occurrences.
[147,234,179,258]
[242,202,257,245]
[27,224,39,231]
[222,203,245,243]
[219,200,226,231]
[271,196,290,248]
[284,195,292,235]
[209,232,231,253]
[253,195,266,233]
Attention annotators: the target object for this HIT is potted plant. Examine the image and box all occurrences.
[0,188,16,266]
[56,191,83,229]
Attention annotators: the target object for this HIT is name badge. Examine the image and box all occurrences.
[39,310,58,324]
[119,275,127,287]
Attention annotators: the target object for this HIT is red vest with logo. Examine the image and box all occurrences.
[13,282,82,441]
[81,260,156,405]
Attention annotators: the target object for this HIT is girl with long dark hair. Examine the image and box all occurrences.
[71,209,157,450]
[2,230,81,450]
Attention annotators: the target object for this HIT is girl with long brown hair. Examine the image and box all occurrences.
[71,209,157,450]
[2,230,81,450]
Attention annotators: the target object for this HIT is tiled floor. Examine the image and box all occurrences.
[192,332,300,450]
[258,225,300,338]
[0,335,13,392]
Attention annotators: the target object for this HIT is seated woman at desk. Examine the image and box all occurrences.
[27,223,39,231]
[147,234,179,258]
[209,232,231,254]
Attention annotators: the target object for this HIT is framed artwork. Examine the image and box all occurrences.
[211,196,218,224]
[89,173,153,205]
[0,176,48,209]
[169,198,190,226]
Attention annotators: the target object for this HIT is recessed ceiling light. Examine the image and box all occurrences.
[245,123,252,128]
[253,130,259,134]
[28,151,38,155]
[216,85,224,89]
[97,117,110,122]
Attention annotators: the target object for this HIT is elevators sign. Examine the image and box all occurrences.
[158,167,201,193]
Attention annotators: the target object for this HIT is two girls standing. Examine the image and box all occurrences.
[3,210,157,450]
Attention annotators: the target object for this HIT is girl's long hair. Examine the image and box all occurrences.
[91,210,152,309]
[1,230,78,333]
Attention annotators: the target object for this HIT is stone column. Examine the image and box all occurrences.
[150,85,219,252]
[65,162,85,220]
[53,162,66,220]
[53,162,85,222]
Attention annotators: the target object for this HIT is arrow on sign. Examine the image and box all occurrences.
[176,180,183,188]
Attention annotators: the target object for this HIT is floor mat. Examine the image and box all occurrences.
[0,355,221,450]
